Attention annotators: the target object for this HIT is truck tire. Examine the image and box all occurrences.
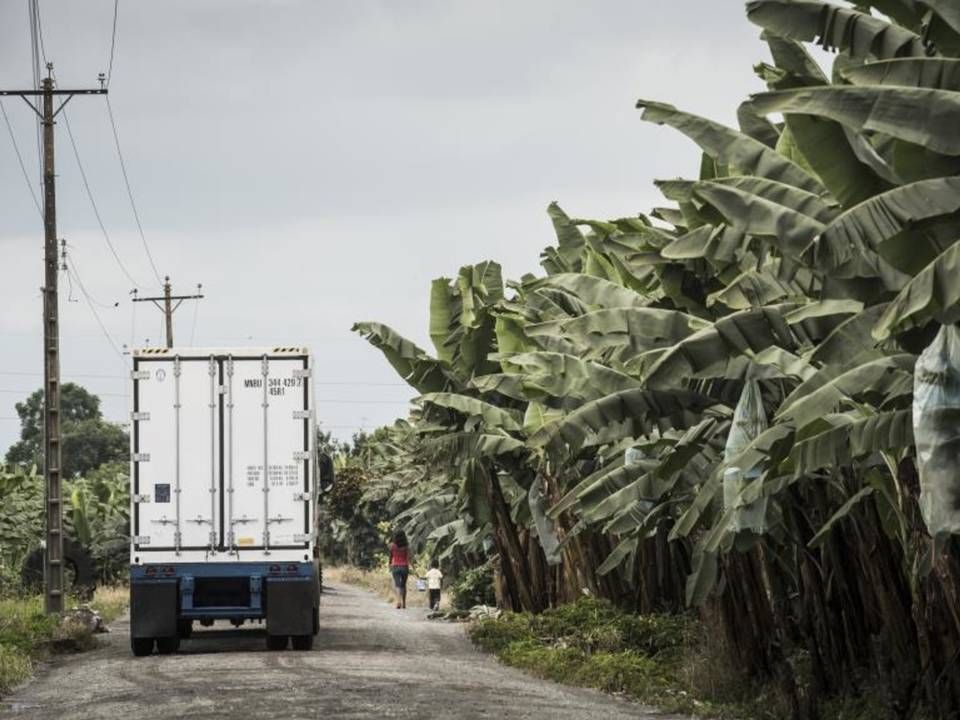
[156,636,180,654]
[291,634,313,651]
[266,635,288,651]
[312,606,319,636]
[21,539,96,595]
[177,620,193,639]
[131,637,154,657]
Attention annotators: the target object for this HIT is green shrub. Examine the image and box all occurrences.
[0,644,32,695]
[469,612,535,652]
[531,597,621,638]
[617,613,690,655]
[0,597,58,655]
[451,562,496,610]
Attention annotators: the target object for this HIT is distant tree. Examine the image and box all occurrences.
[5,384,128,478]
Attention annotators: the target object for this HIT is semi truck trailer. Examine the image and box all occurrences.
[128,347,331,655]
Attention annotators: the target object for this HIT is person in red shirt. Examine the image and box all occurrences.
[388,530,410,609]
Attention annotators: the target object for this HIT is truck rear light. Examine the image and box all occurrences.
[145,566,157,576]
[286,564,297,575]
[269,564,281,575]
[162,566,176,576]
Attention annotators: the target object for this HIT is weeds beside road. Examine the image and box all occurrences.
[0,586,127,695]
[469,598,895,720]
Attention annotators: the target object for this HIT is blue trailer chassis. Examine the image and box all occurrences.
[129,561,319,655]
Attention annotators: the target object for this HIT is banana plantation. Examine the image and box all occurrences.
[353,2,960,718]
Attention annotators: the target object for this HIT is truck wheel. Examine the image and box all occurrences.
[156,636,180,654]
[312,606,319,636]
[21,539,97,595]
[292,635,313,651]
[266,635,288,651]
[131,638,154,657]
[177,620,193,639]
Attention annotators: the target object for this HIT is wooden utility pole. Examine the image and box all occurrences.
[133,277,204,348]
[0,64,106,613]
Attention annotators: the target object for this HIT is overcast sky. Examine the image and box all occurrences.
[1,0,789,451]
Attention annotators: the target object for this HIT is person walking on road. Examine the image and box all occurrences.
[389,530,410,609]
[426,559,443,611]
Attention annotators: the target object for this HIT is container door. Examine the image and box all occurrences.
[133,356,221,553]
[224,355,311,553]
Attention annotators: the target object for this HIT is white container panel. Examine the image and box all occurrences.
[131,348,314,565]
[134,358,220,552]
[226,356,311,554]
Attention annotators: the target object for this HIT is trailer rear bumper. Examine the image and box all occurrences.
[130,561,318,625]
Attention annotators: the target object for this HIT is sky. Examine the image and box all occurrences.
[0,0,791,451]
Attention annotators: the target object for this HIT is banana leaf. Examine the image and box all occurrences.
[417,392,522,432]
[873,240,960,338]
[807,487,875,549]
[532,387,717,452]
[746,0,926,59]
[636,99,824,195]
[842,58,960,91]
[751,86,960,157]
[693,181,825,261]
[352,322,454,393]
[644,304,802,389]
[529,273,648,309]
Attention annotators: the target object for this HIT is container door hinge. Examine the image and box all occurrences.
[133,536,151,545]
[292,409,313,420]
[131,370,151,381]
[131,411,150,422]
[292,368,311,379]
[132,453,151,463]
[132,494,151,504]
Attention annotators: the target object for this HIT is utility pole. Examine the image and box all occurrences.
[0,65,106,614]
[133,277,204,348]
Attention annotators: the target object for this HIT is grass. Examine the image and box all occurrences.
[469,599,708,714]
[0,586,128,696]
[325,564,450,610]
[467,598,903,720]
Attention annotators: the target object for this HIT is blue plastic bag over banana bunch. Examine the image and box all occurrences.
[913,325,960,537]
[723,380,768,534]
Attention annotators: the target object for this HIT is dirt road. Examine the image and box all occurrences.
[0,583,685,719]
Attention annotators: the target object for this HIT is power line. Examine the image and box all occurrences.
[0,371,125,379]
[64,256,127,361]
[318,399,412,405]
[62,109,144,289]
[0,388,126,397]
[105,97,163,286]
[28,0,43,187]
[0,98,42,217]
[0,369,408,387]
[106,0,119,86]
[63,243,122,309]
[189,294,200,345]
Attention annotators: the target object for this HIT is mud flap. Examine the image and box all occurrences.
[266,579,313,636]
[131,580,178,639]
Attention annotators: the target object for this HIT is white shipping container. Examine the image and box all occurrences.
[130,347,316,565]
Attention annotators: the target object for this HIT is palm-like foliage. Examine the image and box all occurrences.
[354,2,960,716]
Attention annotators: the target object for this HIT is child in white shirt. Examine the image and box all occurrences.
[426,559,443,610]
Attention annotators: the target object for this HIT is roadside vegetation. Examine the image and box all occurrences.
[470,598,898,720]
[1,385,131,696]
[346,3,960,719]
[0,587,127,695]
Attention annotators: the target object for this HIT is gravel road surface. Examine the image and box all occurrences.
[0,583,687,719]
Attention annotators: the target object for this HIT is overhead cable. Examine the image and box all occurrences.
[104,97,163,287]
[62,110,144,289]
[0,99,43,218]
